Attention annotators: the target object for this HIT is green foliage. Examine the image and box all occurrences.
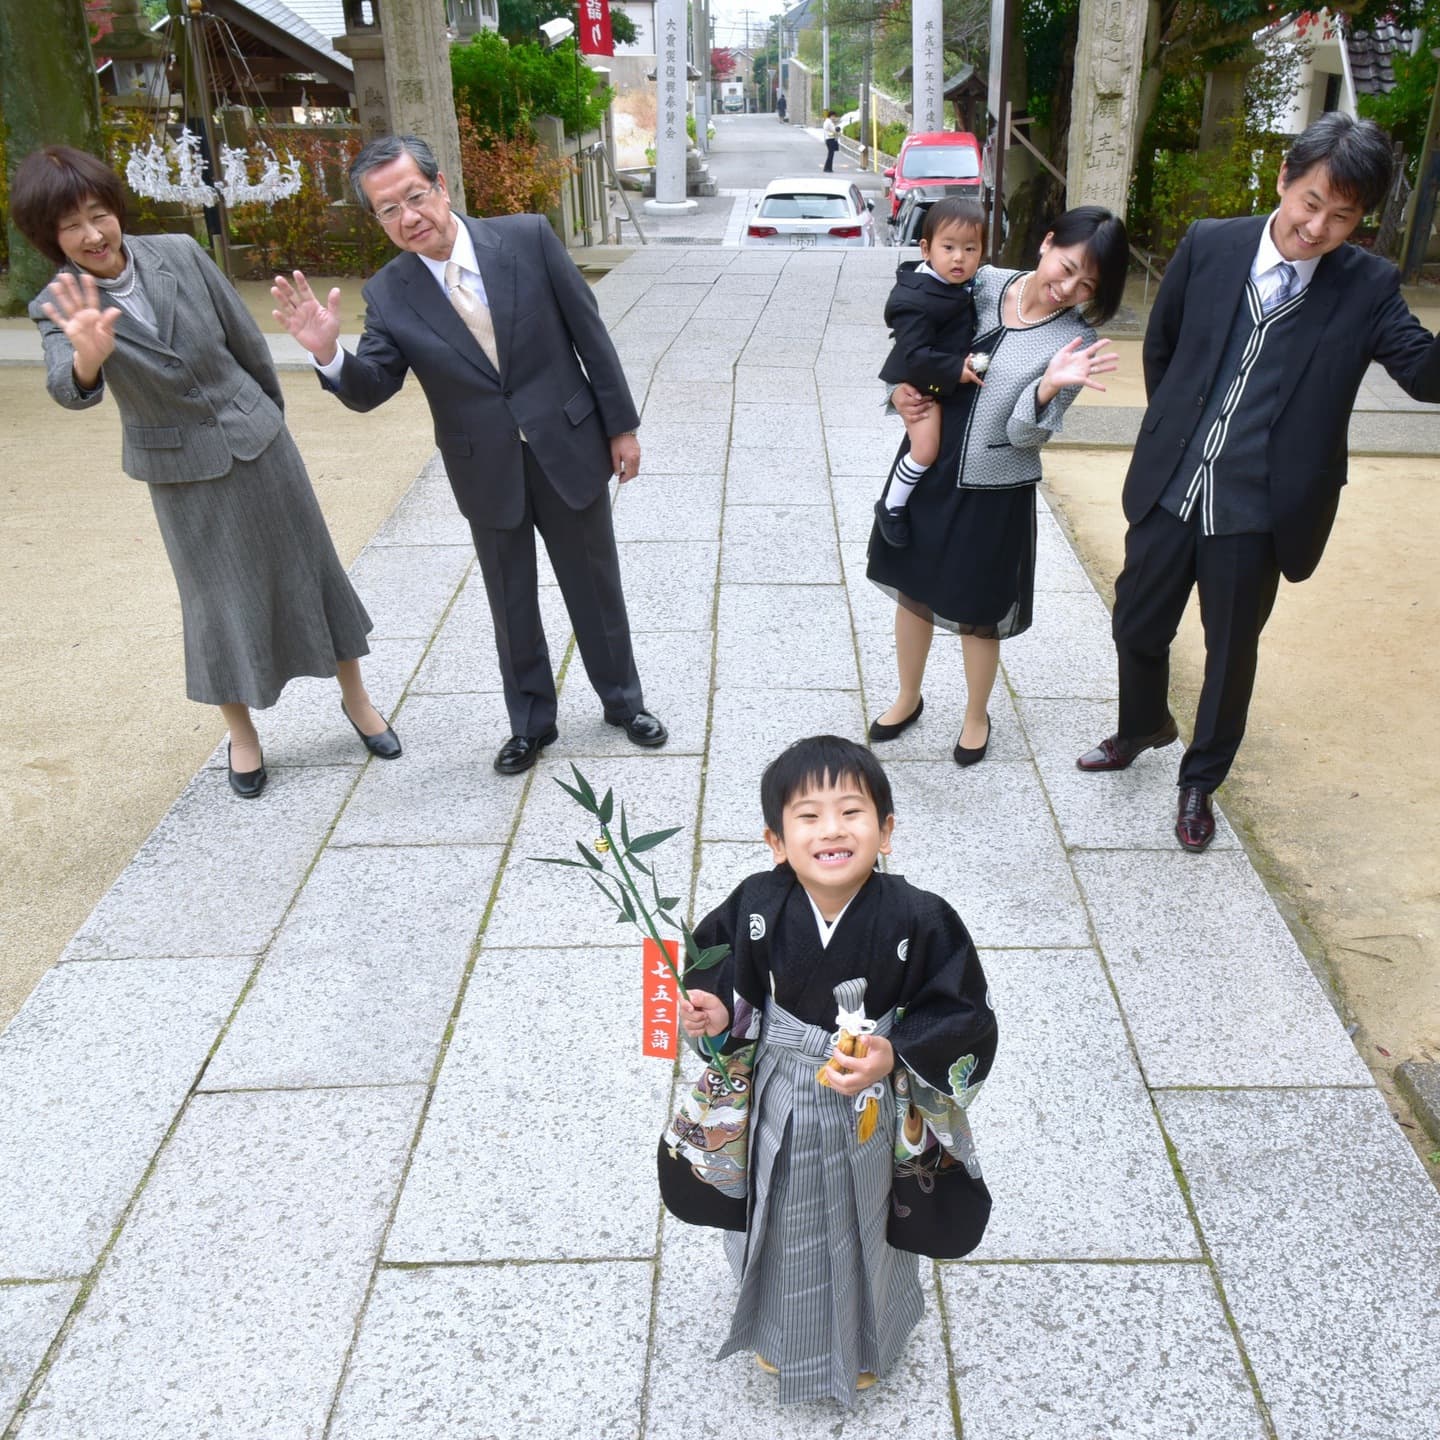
[1147,121,1289,248]
[1357,28,1439,184]
[451,30,612,138]
[1021,0,1079,130]
[456,109,570,217]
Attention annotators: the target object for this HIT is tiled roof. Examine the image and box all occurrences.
[1346,22,1415,96]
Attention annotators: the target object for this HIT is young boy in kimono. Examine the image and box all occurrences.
[676,735,997,1407]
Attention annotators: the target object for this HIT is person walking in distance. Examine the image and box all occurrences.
[273,134,667,776]
[822,111,840,171]
[1075,115,1440,852]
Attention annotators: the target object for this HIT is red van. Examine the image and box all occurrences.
[884,131,983,221]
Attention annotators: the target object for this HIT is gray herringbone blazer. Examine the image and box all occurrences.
[30,232,285,484]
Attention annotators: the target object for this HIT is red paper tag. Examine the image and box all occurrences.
[578,0,614,56]
[642,938,679,1058]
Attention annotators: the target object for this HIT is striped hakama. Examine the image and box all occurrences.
[718,979,924,1407]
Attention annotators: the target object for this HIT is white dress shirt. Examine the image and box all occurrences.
[313,213,485,381]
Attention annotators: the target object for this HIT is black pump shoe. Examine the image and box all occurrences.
[342,700,402,759]
[868,696,924,742]
[952,714,991,768]
[227,741,267,799]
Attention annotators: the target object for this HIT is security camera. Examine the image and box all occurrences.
[539,17,575,47]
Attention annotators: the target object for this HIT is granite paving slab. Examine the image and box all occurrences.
[481,755,703,948]
[703,688,866,840]
[201,845,500,1090]
[384,948,670,1261]
[344,543,474,640]
[1018,696,1239,850]
[1075,850,1371,1087]
[613,540,719,631]
[943,1264,1265,1440]
[328,692,525,847]
[0,958,251,1277]
[329,1262,653,1440]
[1034,507,1096,591]
[636,422,730,475]
[732,365,820,403]
[647,1224,955,1436]
[830,471,885,541]
[840,541,900,633]
[973,951,1199,1260]
[15,1086,423,1440]
[720,505,842,585]
[1160,1087,1440,1440]
[0,1285,77,1428]
[714,583,857,691]
[729,402,826,451]
[695,840,778,914]
[884,761,1089,949]
[610,475,723,541]
[366,481,474,547]
[63,767,357,961]
[1001,587,1120,699]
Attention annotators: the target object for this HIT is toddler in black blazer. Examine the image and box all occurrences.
[875,198,986,547]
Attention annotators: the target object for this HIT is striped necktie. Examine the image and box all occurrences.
[444,259,500,371]
[1264,260,1298,315]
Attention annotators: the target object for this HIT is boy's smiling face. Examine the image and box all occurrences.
[765,775,895,919]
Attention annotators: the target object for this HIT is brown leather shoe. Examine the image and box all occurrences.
[1075,717,1180,772]
[1175,786,1216,852]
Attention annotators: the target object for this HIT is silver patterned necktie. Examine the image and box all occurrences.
[444,259,500,371]
[1264,260,1298,315]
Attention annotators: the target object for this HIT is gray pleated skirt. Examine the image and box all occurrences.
[717,981,923,1407]
[148,428,372,709]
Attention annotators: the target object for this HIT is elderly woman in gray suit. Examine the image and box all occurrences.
[14,145,400,798]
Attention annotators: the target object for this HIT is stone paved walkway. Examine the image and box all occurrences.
[2,246,1439,1439]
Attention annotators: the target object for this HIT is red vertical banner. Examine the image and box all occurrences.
[642,938,679,1058]
[578,0,614,56]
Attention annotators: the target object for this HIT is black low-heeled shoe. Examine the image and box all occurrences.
[227,742,267,799]
[342,700,403,760]
[952,714,991,768]
[868,695,923,742]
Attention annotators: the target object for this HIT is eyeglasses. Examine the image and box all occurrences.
[373,181,441,226]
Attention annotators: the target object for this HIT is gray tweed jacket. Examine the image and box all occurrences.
[30,232,285,485]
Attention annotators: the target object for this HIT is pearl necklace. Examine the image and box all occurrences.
[1016,270,1063,326]
[96,250,138,300]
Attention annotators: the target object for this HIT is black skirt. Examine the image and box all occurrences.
[866,401,1037,640]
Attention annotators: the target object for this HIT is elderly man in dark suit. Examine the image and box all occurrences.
[273,134,665,774]
[1076,114,1440,851]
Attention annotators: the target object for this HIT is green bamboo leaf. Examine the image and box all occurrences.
[691,943,731,971]
[570,763,599,812]
[658,896,681,910]
[552,776,597,815]
[531,856,595,869]
[598,788,614,824]
[586,872,622,909]
[681,920,703,964]
[576,841,604,871]
[620,888,637,922]
[627,826,682,854]
[627,854,653,878]
[620,801,632,850]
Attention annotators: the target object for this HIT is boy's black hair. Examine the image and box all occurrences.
[921,197,985,246]
[760,735,895,834]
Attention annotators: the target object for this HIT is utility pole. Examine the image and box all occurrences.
[821,0,830,111]
[859,20,873,153]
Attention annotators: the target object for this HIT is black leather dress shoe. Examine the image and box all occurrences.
[953,714,991,767]
[873,498,911,548]
[1175,786,1216,852]
[869,696,923,743]
[227,742,267,799]
[1076,717,1180,772]
[342,701,402,760]
[606,711,668,748]
[494,725,559,775]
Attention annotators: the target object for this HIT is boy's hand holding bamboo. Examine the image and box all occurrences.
[680,989,730,1038]
[820,1032,894,1095]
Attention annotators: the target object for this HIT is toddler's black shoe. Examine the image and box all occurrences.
[874,499,911,548]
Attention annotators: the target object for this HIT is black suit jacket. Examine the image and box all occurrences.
[879,264,976,396]
[320,213,640,529]
[1125,216,1440,581]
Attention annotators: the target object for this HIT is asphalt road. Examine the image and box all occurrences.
[704,110,887,197]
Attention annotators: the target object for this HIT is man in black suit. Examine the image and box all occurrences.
[1077,115,1440,850]
[273,134,666,774]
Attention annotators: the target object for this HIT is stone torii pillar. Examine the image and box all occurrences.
[645,0,697,213]
[336,0,466,213]
[912,0,943,135]
[1065,0,1146,215]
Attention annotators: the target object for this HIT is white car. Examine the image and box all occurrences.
[743,176,876,249]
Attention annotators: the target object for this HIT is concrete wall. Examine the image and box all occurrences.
[787,56,815,126]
